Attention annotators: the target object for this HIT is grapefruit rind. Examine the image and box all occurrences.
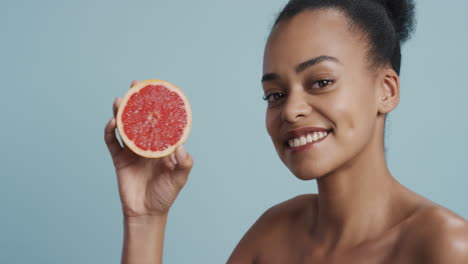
[116,79,192,158]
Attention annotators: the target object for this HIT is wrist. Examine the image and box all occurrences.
[124,214,168,226]
[122,214,167,264]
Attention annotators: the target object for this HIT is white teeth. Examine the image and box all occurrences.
[294,138,300,147]
[312,133,319,141]
[299,136,307,145]
[287,131,330,148]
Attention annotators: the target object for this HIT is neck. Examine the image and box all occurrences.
[312,128,408,250]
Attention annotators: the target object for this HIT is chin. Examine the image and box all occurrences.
[278,152,332,180]
[274,146,334,181]
[288,163,331,181]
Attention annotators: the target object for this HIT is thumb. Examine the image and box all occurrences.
[172,145,193,186]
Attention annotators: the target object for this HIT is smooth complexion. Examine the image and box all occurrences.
[227,9,468,263]
[105,8,468,264]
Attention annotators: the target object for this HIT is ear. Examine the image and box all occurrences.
[377,68,400,115]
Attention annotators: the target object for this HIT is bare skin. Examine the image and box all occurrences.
[104,80,193,264]
[227,9,468,264]
[105,8,468,264]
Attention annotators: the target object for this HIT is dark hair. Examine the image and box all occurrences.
[272,0,416,75]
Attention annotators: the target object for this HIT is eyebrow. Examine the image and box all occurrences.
[261,55,341,82]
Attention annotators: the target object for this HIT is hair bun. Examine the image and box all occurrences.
[377,0,416,42]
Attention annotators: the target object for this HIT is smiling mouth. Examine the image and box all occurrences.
[285,129,332,149]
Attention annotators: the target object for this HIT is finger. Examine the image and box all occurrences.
[130,80,139,87]
[104,117,123,159]
[113,97,121,117]
[162,155,176,171]
[175,145,192,169]
[170,152,177,165]
[172,145,193,188]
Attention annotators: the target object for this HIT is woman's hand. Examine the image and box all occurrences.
[104,80,194,218]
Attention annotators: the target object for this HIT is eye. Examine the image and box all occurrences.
[311,79,334,89]
[262,92,285,103]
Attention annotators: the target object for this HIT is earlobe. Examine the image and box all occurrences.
[378,69,400,115]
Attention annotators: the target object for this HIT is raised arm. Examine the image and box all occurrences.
[104,81,194,264]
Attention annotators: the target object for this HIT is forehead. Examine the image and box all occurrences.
[263,9,367,73]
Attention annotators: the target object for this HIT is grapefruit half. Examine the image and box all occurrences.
[116,79,192,158]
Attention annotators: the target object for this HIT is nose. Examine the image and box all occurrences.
[281,89,312,123]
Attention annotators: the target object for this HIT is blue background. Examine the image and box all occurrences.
[1,0,467,263]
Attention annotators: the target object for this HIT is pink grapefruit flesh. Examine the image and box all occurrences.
[116,79,192,158]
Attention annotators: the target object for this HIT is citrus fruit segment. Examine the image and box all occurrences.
[116,79,192,158]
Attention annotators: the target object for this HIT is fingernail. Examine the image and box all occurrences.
[171,154,177,165]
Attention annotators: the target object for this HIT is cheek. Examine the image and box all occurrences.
[332,85,377,144]
[265,108,285,157]
[265,108,278,137]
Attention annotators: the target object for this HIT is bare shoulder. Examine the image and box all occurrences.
[403,204,468,263]
[227,194,316,263]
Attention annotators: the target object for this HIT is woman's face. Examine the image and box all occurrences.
[263,9,384,180]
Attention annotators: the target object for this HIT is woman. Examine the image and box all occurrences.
[104,0,468,263]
